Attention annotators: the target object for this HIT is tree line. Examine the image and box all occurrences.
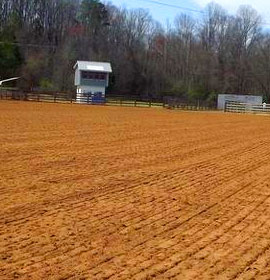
[1,0,270,102]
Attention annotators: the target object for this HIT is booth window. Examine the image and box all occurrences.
[82,71,106,80]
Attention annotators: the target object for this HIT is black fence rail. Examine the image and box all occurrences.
[0,89,217,111]
[27,92,74,103]
[106,99,164,108]
[0,89,27,100]
[164,96,217,111]
[0,90,75,103]
[166,103,216,111]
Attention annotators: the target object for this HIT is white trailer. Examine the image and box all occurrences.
[218,94,263,110]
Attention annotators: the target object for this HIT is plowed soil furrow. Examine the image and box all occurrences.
[2,101,270,279]
[91,180,270,279]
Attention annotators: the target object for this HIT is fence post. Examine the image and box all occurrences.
[149,100,151,107]
[70,93,73,104]
[135,100,137,107]
[120,99,122,106]
[37,93,40,102]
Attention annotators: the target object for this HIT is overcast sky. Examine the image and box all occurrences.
[109,0,270,26]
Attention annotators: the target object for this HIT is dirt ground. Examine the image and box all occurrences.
[1,101,270,279]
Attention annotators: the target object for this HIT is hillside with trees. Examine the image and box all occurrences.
[1,0,270,102]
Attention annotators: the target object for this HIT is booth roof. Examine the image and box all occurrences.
[74,61,112,73]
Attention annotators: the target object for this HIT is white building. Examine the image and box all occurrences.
[217,94,263,110]
[74,61,112,103]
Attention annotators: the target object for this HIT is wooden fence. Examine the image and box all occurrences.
[167,103,216,111]
[0,90,74,103]
[0,89,215,111]
[0,90,163,107]
[225,101,270,115]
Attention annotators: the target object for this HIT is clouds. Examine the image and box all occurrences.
[194,0,269,18]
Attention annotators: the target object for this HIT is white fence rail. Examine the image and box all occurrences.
[225,101,270,115]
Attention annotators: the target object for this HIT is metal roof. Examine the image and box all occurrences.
[74,61,112,73]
